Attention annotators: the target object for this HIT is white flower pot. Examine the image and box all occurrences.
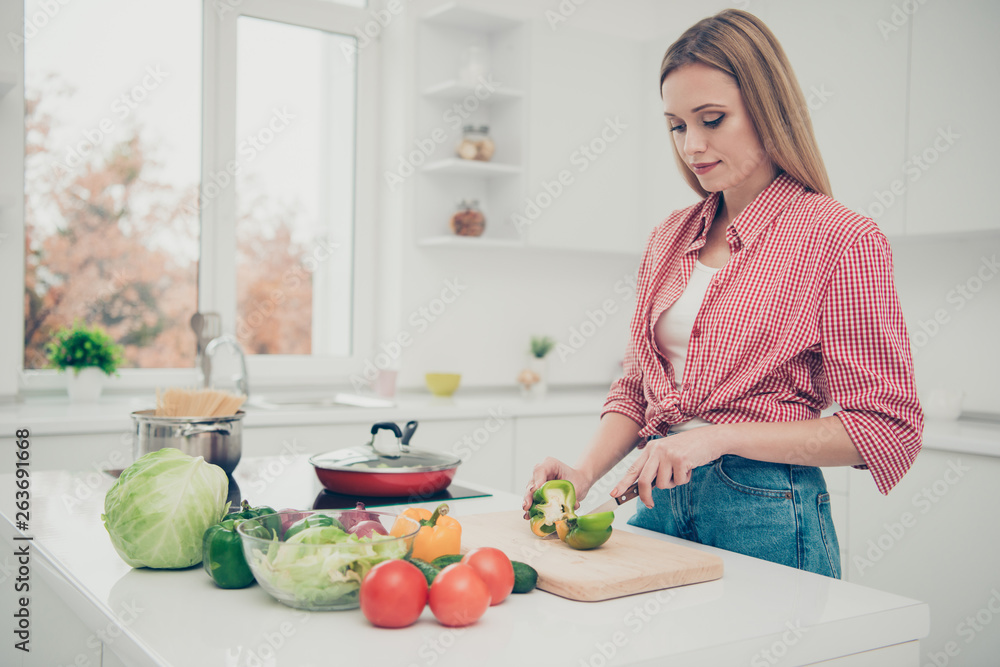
[527,356,548,397]
[67,367,105,403]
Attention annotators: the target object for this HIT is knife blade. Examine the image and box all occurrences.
[585,481,642,516]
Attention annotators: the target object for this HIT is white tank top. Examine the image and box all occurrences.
[653,260,720,432]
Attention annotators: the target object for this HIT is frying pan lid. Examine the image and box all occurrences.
[309,447,461,473]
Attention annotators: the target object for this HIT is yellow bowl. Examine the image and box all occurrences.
[425,373,461,397]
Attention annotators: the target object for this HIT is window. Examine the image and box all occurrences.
[234,16,356,357]
[13,0,378,393]
[23,0,202,370]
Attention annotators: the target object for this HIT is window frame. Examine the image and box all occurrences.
[8,0,380,397]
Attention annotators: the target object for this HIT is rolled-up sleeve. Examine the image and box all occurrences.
[820,231,923,494]
[601,229,658,427]
[602,336,647,426]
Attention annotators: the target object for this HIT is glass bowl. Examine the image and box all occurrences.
[236,508,418,611]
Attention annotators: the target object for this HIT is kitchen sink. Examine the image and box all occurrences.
[245,393,395,411]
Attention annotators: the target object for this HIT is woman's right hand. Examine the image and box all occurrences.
[521,457,593,519]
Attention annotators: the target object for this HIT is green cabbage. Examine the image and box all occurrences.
[102,448,229,569]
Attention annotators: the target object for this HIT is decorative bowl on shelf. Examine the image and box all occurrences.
[236,509,418,611]
[425,372,461,397]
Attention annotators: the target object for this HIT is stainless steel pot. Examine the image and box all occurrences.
[131,409,244,474]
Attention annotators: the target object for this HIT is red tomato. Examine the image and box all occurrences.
[360,560,428,628]
[428,563,491,627]
[461,548,514,606]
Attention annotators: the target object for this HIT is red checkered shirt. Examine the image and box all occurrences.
[602,173,923,494]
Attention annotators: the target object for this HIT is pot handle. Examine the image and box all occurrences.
[180,423,232,438]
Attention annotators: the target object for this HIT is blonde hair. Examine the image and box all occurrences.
[660,9,831,198]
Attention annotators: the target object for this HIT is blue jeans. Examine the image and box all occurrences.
[627,436,842,578]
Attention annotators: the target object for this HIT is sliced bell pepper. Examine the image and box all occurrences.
[202,519,255,589]
[554,512,614,550]
[389,503,461,562]
[529,480,614,550]
[528,479,577,537]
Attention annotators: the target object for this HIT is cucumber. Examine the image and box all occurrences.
[430,554,464,569]
[511,561,538,594]
[407,558,440,586]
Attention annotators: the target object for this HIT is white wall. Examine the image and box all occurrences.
[0,1,24,400]
[382,0,1000,417]
[6,0,994,413]
[892,234,1000,416]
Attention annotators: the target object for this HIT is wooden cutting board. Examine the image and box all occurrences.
[458,511,724,602]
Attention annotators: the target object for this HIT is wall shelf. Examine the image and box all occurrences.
[415,4,527,248]
[421,79,523,103]
[421,3,520,33]
[418,235,524,249]
[421,158,521,176]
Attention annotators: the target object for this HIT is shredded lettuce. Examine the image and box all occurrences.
[249,525,409,608]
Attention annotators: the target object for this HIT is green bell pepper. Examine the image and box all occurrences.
[228,500,281,537]
[528,479,614,550]
[555,512,614,550]
[202,519,256,589]
[283,513,346,541]
[528,480,577,537]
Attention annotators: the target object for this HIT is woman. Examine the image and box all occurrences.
[522,9,922,578]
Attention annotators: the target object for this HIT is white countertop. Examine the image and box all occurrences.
[0,455,928,667]
[0,387,611,436]
[2,387,998,458]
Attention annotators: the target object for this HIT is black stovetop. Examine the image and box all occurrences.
[310,484,491,510]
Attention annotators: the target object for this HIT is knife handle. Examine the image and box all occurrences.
[616,481,641,504]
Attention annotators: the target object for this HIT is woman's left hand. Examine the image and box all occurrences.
[611,428,727,509]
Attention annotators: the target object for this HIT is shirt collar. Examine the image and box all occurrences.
[691,172,807,250]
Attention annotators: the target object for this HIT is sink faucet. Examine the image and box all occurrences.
[204,334,250,398]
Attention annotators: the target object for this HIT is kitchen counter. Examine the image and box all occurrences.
[1,388,997,460]
[0,387,611,436]
[1,455,928,666]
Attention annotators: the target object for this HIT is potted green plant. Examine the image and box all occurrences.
[520,336,555,397]
[45,321,125,402]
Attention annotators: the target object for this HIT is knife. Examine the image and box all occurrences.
[540,481,643,538]
[586,481,643,515]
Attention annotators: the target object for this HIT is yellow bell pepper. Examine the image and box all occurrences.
[390,503,462,562]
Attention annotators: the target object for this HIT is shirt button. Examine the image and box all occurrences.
[691,327,700,338]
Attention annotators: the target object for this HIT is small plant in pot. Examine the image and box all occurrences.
[45,321,125,402]
[519,336,555,398]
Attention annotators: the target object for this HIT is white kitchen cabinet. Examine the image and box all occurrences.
[514,414,642,522]
[242,422,362,458]
[513,414,599,488]
[904,0,1000,236]
[743,0,910,237]
[846,448,1000,666]
[23,432,133,476]
[397,416,516,494]
[0,562,102,667]
[822,466,850,571]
